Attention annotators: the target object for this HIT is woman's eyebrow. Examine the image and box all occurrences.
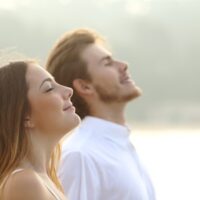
[39,78,52,89]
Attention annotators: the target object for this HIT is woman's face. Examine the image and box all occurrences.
[26,63,80,138]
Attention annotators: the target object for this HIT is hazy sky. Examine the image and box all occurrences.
[0,0,199,125]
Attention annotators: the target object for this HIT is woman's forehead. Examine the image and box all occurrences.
[26,63,52,88]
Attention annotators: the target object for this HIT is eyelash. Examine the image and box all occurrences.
[105,61,113,66]
[45,87,54,93]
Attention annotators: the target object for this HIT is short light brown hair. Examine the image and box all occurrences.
[46,28,104,119]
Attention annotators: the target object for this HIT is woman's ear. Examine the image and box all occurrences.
[73,79,93,96]
[24,117,35,128]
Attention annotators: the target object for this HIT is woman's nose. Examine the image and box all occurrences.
[63,86,73,99]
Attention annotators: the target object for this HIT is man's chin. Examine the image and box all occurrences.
[125,87,142,101]
[135,86,143,97]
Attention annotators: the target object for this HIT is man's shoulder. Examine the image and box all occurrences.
[62,127,93,154]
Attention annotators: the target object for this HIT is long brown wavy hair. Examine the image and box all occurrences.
[0,61,63,194]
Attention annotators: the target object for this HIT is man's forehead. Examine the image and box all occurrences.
[82,43,111,60]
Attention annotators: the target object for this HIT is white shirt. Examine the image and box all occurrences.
[59,116,156,200]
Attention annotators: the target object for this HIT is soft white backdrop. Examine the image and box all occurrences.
[131,129,200,200]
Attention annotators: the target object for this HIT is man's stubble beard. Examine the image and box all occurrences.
[94,84,142,104]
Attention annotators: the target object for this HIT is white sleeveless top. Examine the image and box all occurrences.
[6,169,62,200]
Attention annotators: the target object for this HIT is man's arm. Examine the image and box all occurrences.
[59,151,100,200]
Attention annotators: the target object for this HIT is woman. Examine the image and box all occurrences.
[0,60,80,200]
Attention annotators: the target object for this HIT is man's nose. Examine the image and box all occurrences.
[118,60,128,72]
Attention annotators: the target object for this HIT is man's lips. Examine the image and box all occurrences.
[120,75,135,84]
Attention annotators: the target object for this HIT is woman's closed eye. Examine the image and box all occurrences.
[43,82,55,93]
[45,87,54,93]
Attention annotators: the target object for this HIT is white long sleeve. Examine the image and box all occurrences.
[59,117,156,200]
[59,151,101,200]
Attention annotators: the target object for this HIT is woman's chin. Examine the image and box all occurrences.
[66,114,81,133]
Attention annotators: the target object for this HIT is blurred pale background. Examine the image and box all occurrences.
[0,0,200,199]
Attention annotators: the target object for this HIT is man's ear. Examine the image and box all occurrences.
[73,79,93,96]
[24,116,35,128]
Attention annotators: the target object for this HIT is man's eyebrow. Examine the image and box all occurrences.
[39,78,53,89]
[98,55,112,64]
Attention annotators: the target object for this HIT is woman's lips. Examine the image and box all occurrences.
[63,104,75,111]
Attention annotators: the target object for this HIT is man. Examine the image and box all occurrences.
[46,28,156,200]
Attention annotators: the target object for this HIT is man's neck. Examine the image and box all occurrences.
[90,102,126,125]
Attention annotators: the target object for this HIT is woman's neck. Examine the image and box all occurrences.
[21,132,56,174]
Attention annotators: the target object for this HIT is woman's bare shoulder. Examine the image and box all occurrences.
[2,169,52,200]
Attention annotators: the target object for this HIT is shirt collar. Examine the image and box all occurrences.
[80,116,131,142]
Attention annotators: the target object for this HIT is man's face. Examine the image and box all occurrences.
[81,43,142,103]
